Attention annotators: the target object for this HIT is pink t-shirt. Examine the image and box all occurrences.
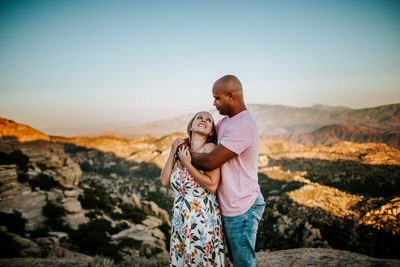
[216,110,260,217]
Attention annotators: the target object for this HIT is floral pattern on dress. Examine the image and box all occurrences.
[169,165,229,267]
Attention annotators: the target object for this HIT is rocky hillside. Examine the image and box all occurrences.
[263,124,400,149]
[1,117,400,265]
[57,133,400,259]
[53,130,400,259]
[0,118,171,265]
[256,140,400,259]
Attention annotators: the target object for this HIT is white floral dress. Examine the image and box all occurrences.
[169,163,229,266]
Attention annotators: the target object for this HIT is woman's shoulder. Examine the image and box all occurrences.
[203,142,216,153]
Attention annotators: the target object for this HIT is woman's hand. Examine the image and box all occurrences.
[171,138,185,154]
[177,146,192,167]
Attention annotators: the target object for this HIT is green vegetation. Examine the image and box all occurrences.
[0,211,28,258]
[0,231,20,258]
[79,185,121,214]
[90,256,115,267]
[110,203,146,224]
[79,184,146,224]
[42,199,68,231]
[68,218,122,262]
[29,227,49,238]
[269,158,400,197]
[29,173,59,190]
[0,150,28,171]
[118,237,142,250]
[0,210,26,236]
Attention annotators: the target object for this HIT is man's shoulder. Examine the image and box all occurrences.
[231,116,257,131]
[217,116,228,125]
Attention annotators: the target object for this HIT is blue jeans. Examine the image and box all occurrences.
[222,192,265,267]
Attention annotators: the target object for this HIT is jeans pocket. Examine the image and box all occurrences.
[251,206,264,231]
[251,194,265,231]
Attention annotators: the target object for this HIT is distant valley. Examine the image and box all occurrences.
[76,103,400,149]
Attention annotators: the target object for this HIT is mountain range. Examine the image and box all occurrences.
[77,103,400,148]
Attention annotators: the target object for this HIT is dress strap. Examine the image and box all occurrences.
[199,145,206,153]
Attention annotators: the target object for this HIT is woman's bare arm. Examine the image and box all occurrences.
[160,138,185,186]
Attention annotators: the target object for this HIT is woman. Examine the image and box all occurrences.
[161,111,229,266]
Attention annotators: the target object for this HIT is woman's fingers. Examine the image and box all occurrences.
[177,146,189,161]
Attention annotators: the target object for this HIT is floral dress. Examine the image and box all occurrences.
[169,163,229,266]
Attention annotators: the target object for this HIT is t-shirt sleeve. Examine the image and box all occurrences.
[220,122,254,155]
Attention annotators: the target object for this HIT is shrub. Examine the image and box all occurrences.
[29,173,58,190]
[90,255,115,267]
[42,200,67,231]
[9,150,29,171]
[0,210,26,236]
[68,219,122,262]
[0,231,20,258]
[159,222,171,250]
[86,210,102,219]
[117,237,142,250]
[111,222,130,235]
[110,203,146,224]
[80,161,94,172]
[0,150,28,170]
[79,186,119,214]
[29,227,49,238]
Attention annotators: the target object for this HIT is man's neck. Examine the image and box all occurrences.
[228,103,247,117]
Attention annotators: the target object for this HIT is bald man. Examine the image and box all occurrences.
[191,75,265,267]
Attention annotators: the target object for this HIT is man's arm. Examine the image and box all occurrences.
[191,144,237,171]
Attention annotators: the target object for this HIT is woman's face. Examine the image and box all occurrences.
[191,112,214,136]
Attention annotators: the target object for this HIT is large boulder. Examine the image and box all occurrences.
[0,182,47,231]
[62,197,82,214]
[0,228,41,258]
[142,216,163,229]
[256,248,400,267]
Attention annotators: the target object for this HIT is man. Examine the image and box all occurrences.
[190,74,265,267]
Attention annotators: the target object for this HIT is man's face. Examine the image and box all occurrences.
[212,85,230,115]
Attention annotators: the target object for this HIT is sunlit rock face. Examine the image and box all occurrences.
[0,118,50,143]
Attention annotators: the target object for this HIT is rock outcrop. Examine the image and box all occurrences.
[0,164,47,231]
[0,118,171,265]
[0,118,50,143]
[256,248,400,267]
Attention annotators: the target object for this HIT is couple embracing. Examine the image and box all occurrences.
[161,75,265,267]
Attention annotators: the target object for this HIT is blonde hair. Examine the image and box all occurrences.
[186,112,217,146]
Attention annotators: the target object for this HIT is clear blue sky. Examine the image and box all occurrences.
[1,0,399,133]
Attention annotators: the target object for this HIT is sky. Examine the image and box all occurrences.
[1,0,400,134]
